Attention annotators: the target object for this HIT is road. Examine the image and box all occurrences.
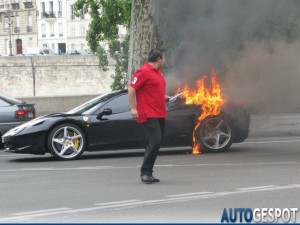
[0,113,299,223]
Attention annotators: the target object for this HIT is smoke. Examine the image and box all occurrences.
[155,0,300,112]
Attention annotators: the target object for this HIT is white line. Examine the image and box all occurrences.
[0,161,297,173]
[12,208,73,216]
[156,164,174,167]
[237,185,277,191]
[1,184,300,222]
[194,161,297,167]
[77,166,113,170]
[21,168,54,171]
[239,139,300,144]
[94,200,141,206]
[166,192,213,198]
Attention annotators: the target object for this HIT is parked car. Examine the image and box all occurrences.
[67,50,81,55]
[2,90,250,160]
[26,47,55,56]
[0,93,36,147]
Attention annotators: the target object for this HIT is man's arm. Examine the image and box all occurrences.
[128,86,138,118]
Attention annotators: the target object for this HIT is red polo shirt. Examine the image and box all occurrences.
[130,62,167,123]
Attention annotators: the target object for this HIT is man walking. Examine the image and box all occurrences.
[128,48,168,184]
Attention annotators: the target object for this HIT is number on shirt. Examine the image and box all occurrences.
[132,77,138,84]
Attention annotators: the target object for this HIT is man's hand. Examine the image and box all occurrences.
[165,95,171,102]
[128,86,138,118]
[131,108,138,118]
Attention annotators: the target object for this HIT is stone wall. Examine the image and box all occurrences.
[20,95,98,116]
[0,55,114,97]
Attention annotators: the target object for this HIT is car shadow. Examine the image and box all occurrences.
[7,146,246,163]
[7,147,193,163]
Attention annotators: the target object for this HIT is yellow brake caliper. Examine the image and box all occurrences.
[73,132,80,150]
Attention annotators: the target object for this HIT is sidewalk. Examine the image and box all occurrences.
[249,113,300,138]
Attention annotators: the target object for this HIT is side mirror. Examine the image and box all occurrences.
[97,108,112,120]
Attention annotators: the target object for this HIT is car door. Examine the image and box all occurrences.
[163,96,200,146]
[88,94,145,150]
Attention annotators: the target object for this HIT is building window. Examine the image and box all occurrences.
[58,23,63,37]
[70,5,75,20]
[4,16,11,29]
[80,10,85,20]
[58,0,62,18]
[41,24,46,37]
[28,14,32,26]
[41,2,45,12]
[51,43,55,52]
[49,1,53,12]
[50,23,54,37]
[5,39,9,55]
[28,38,33,47]
[14,15,20,33]
[70,26,75,37]
[11,0,20,10]
[24,0,33,9]
[81,25,86,36]
[27,14,32,32]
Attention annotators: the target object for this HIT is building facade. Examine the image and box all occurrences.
[36,0,91,54]
[0,0,38,56]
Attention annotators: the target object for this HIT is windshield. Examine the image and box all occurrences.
[66,91,125,114]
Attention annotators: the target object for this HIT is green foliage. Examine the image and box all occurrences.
[109,36,130,90]
[73,0,131,90]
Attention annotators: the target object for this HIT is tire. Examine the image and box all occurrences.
[196,116,234,153]
[47,123,86,160]
[0,134,4,149]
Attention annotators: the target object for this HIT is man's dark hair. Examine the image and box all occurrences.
[148,48,163,62]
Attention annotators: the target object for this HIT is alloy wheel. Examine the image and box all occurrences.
[51,125,84,159]
[199,117,232,150]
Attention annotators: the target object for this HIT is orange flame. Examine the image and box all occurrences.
[180,71,227,154]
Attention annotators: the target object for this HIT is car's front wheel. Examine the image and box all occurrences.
[47,123,86,160]
[196,116,234,153]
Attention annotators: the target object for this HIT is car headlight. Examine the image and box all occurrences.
[4,118,47,136]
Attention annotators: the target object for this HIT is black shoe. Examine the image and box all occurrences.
[141,175,160,184]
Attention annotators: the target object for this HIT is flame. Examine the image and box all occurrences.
[180,70,227,154]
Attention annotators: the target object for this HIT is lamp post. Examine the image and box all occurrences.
[4,10,14,56]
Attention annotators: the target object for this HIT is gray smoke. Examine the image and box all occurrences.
[155,0,300,113]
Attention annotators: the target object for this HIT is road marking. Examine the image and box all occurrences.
[77,166,113,170]
[21,168,54,171]
[237,185,277,191]
[166,192,213,198]
[94,200,141,206]
[1,183,299,222]
[0,161,297,173]
[239,139,300,144]
[12,208,73,216]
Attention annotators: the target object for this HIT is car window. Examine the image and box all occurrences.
[67,91,126,114]
[0,98,10,107]
[0,94,23,105]
[102,94,130,114]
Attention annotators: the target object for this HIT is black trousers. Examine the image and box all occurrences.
[141,118,166,176]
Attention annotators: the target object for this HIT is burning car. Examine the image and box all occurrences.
[1,85,250,160]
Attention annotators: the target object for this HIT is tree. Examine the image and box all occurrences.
[127,0,158,80]
[73,0,131,90]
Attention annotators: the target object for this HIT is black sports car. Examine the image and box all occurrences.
[2,90,250,160]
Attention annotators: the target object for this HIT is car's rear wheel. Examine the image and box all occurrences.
[196,116,234,152]
[0,133,3,149]
[47,123,86,160]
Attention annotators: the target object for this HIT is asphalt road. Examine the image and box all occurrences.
[0,113,299,223]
